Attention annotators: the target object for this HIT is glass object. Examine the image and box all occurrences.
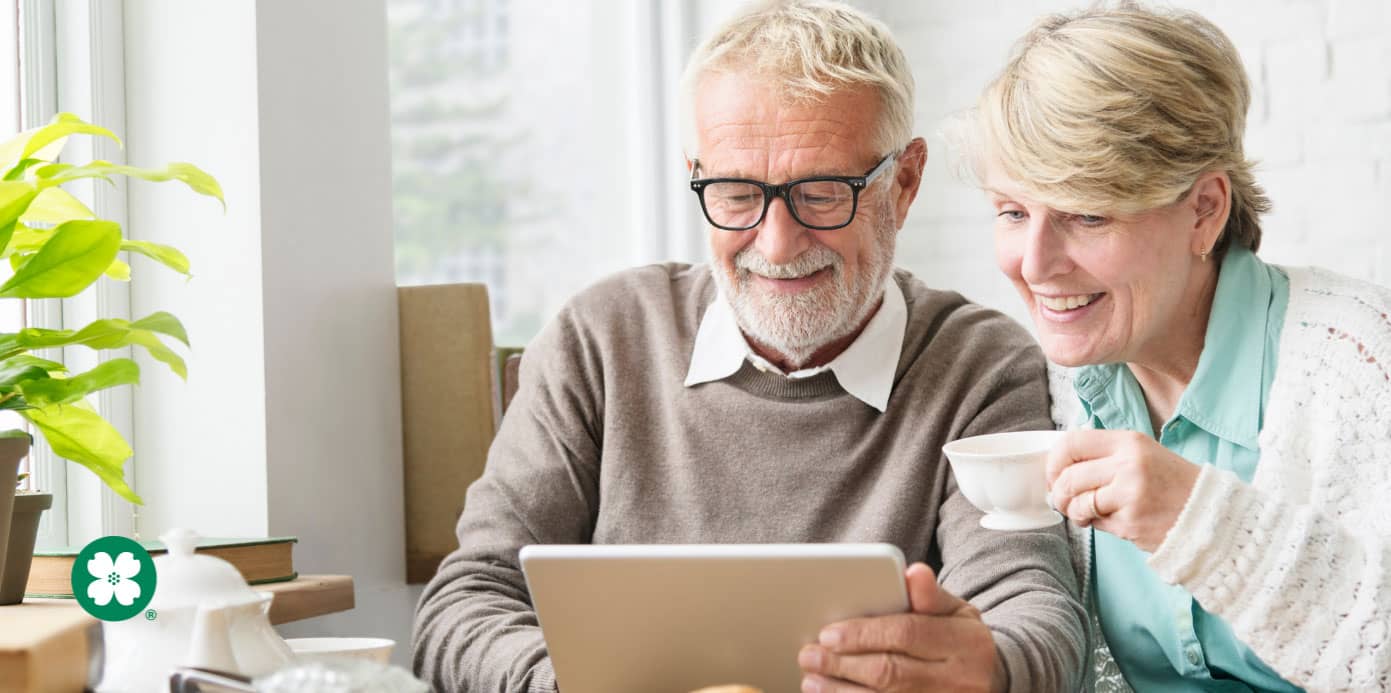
[689,154,896,231]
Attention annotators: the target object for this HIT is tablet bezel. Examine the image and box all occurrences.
[520,543,909,693]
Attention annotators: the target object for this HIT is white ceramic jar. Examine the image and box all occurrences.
[97,528,293,692]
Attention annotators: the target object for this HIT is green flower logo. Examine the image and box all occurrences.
[71,536,156,621]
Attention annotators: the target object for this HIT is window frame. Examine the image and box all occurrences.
[20,0,137,548]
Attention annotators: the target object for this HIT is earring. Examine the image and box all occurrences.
[1200,246,1210,262]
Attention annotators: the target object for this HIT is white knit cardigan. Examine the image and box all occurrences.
[1051,265,1391,693]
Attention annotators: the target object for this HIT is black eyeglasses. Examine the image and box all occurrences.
[689,153,897,231]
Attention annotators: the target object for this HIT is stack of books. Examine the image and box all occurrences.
[25,536,297,599]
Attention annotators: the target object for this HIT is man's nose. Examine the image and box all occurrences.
[754,196,811,265]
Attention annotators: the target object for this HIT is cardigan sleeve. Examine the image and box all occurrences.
[1148,463,1391,691]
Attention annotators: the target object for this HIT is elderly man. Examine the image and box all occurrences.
[413,2,1084,691]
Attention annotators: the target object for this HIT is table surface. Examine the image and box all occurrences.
[0,574,354,693]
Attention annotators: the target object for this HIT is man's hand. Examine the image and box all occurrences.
[797,563,1007,693]
[1046,429,1200,553]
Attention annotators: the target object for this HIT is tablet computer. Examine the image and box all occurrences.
[519,543,908,693]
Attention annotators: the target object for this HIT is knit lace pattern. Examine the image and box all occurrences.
[1053,265,1391,692]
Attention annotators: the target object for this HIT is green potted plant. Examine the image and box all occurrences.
[0,113,221,605]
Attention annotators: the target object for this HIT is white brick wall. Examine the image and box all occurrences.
[864,0,1391,326]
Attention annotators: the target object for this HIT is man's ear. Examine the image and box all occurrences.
[1188,171,1231,256]
[892,137,928,229]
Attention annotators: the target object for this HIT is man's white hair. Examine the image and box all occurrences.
[680,0,915,159]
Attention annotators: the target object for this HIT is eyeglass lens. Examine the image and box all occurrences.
[702,179,856,229]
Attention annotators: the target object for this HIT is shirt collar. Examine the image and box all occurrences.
[684,276,907,412]
[1074,246,1272,449]
[1174,245,1271,449]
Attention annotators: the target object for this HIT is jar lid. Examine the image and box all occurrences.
[148,528,261,610]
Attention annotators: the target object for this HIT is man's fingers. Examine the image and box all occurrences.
[798,673,873,693]
[799,647,929,691]
[904,562,966,616]
[818,612,976,658]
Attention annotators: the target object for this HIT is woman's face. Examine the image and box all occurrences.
[987,168,1220,368]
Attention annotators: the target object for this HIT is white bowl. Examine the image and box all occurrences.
[942,430,1063,530]
[285,637,395,664]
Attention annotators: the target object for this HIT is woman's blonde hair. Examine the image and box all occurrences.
[962,1,1271,254]
[680,0,914,159]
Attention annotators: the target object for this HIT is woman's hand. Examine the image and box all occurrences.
[1046,429,1202,553]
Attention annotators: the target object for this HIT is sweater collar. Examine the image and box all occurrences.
[684,277,906,412]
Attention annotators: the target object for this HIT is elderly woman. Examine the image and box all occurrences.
[959,4,1391,692]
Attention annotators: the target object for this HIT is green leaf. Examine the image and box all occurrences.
[34,162,76,179]
[0,181,40,251]
[0,359,50,389]
[0,314,188,379]
[131,311,190,347]
[0,354,67,375]
[20,187,95,225]
[104,257,132,281]
[9,114,120,165]
[3,158,47,182]
[38,160,224,209]
[21,403,141,505]
[121,239,191,276]
[4,225,50,258]
[0,223,16,258]
[64,318,155,349]
[130,331,186,379]
[0,220,121,298]
[16,358,140,408]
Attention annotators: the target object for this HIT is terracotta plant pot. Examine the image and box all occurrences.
[2,491,52,604]
[0,435,35,606]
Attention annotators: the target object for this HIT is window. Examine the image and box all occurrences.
[11,0,136,546]
[387,0,705,346]
[1,0,24,483]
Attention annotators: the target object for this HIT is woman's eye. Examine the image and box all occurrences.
[1074,214,1107,227]
[997,210,1026,222]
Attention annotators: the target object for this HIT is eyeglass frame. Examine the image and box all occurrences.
[688,152,899,231]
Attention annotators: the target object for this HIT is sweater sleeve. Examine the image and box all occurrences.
[412,306,603,693]
[936,339,1088,693]
[1148,464,1391,691]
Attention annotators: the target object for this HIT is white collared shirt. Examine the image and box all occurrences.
[683,278,907,412]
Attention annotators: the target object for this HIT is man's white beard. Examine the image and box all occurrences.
[711,202,897,370]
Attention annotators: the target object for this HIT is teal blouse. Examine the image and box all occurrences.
[1073,246,1301,691]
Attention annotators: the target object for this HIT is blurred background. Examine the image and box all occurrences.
[388,0,1391,340]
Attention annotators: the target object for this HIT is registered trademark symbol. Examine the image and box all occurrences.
[145,609,157,621]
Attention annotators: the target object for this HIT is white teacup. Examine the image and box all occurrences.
[942,430,1064,530]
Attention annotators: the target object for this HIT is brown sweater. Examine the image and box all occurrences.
[413,264,1084,692]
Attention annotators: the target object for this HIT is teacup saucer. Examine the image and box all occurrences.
[980,510,1063,531]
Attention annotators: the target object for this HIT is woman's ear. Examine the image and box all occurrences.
[1188,171,1231,256]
